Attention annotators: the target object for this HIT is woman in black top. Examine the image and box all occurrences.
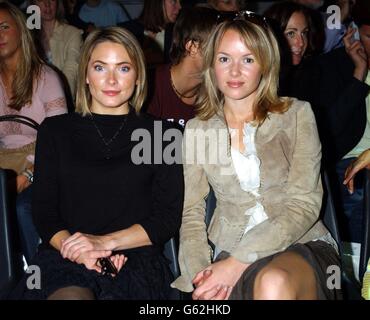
[264,1,323,98]
[17,27,184,300]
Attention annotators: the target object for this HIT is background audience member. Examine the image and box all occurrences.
[32,0,83,99]
[13,27,183,300]
[119,0,181,67]
[79,0,129,28]
[306,14,369,243]
[321,0,358,53]
[200,0,243,11]
[0,2,67,263]
[147,6,218,127]
[265,1,322,98]
[63,0,90,37]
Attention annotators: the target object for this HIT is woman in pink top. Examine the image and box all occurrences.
[0,2,67,262]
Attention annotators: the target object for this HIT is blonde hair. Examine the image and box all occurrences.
[0,2,43,111]
[75,27,147,116]
[197,19,291,123]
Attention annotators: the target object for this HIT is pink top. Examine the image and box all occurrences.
[0,65,67,155]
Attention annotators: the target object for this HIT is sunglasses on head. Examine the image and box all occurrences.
[216,10,269,29]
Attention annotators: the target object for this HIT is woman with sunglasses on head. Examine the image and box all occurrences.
[13,27,183,300]
[0,2,67,263]
[172,17,341,300]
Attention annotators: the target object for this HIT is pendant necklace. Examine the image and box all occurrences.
[90,113,127,160]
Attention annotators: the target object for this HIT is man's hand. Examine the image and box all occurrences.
[343,26,368,81]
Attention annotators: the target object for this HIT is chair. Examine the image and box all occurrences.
[163,237,181,299]
[360,169,370,281]
[0,115,39,299]
[163,237,180,279]
[321,171,362,299]
[0,169,24,299]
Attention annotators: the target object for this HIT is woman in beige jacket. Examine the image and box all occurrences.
[172,17,341,300]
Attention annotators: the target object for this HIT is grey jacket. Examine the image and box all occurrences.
[172,99,330,292]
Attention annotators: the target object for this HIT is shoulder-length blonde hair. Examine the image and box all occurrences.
[0,2,43,111]
[75,27,147,116]
[197,19,291,123]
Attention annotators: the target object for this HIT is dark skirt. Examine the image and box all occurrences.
[216,240,342,300]
[12,245,175,300]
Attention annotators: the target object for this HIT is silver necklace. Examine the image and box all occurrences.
[89,113,127,160]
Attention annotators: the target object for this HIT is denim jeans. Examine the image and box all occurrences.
[334,157,364,243]
[16,185,40,262]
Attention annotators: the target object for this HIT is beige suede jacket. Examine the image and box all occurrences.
[172,98,331,292]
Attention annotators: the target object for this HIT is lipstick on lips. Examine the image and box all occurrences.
[102,90,120,96]
[227,81,244,88]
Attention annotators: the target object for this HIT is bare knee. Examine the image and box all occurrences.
[254,267,296,300]
[47,286,95,300]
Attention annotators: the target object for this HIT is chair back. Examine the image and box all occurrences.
[0,115,39,131]
[0,169,23,299]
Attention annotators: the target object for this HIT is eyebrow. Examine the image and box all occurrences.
[92,60,132,65]
[285,27,309,31]
[217,52,254,56]
[0,21,8,25]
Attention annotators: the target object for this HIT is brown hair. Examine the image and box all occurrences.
[138,0,167,33]
[264,1,316,57]
[197,19,291,123]
[170,7,218,65]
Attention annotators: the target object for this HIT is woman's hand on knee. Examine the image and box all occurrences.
[192,257,249,300]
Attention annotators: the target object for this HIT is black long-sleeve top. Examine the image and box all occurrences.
[32,110,184,250]
[289,48,370,165]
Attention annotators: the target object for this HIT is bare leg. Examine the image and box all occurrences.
[47,286,95,300]
[253,251,317,300]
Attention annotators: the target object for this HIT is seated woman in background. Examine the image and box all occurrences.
[147,6,218,128]
[172,17,341,300]
[264,1,321,98]
[14,27,183,300]
[32,0,83,99]
[0,1,67,263]
[200,0,242,12]
[119,0,181,67]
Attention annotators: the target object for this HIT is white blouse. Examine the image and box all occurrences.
[213,123,268,259]
[229,123,268,235]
